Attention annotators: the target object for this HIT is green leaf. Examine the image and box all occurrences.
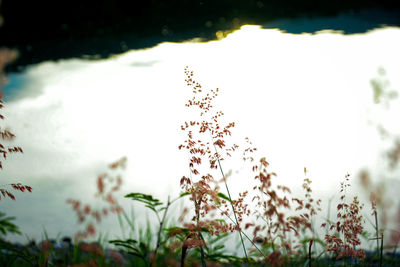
[179,192,190,198]
[217,192,231,202]
[0,212,21,236]
[213,244,225,251]
[0,239,35,265]
[144,204,157,213]
[109,239,148,260]
[125,193,163,210]
[158,206,167,212]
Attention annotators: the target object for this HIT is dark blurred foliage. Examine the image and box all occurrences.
[0,0,399,71]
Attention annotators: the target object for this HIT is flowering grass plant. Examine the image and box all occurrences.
[1,67,400,266]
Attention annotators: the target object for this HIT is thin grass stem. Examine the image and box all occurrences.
[216,206,265,257]
[152,196,171,267]
[375,210,380,258]
[380,233,383,267]
[213,141,248,261]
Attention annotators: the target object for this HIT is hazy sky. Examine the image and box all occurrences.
[2,25,400,244]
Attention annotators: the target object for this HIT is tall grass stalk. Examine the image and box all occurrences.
[213,141,248,261]
[375,209,380,258]
[216,205,265,257]
[152,196,171,267]
[380,233,384,267]
[117,212,125,239]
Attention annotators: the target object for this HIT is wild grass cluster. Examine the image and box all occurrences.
[0,66,400,267]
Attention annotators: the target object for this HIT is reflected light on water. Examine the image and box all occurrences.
[2,25,400,243]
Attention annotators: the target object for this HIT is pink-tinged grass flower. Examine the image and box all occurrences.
[178,67,327,263]
[178,67,257,264]
[322,174,365,261]
[0,48,30,200]
[67,157,126,242]
[243,161,325,262]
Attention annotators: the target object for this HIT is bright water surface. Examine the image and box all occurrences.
[2,12,400,248]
